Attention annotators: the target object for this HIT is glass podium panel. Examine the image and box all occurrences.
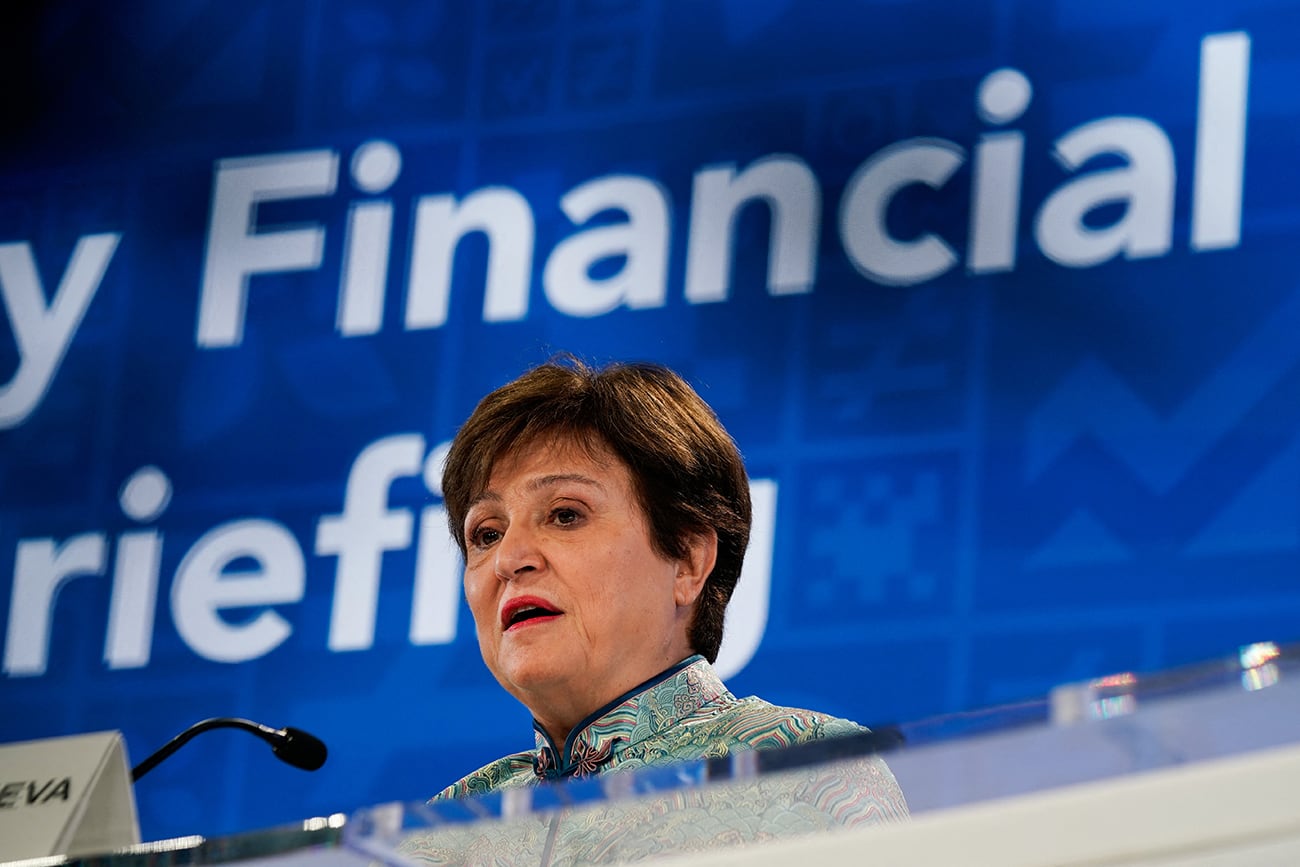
[345,641,1300,866]
[5,642,1296,867]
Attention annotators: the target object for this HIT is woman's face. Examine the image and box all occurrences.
[461,436,714,738]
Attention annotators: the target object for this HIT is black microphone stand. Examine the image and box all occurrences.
[131,717,327,782]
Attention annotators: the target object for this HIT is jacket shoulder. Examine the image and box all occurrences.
[707,697,866,748]
[430,751,536,802]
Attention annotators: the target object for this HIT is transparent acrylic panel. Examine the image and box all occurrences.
[345,642,1300,866]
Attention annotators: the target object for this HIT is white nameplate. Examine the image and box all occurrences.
[0,730,140,861]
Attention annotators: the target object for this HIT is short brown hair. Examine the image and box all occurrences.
[441,357,752,662]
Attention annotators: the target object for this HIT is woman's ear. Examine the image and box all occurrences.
[674,528,718,608]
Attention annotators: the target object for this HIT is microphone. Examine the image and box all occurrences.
[131,717,328,782]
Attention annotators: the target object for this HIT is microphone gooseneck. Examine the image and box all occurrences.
[131,717,328,782]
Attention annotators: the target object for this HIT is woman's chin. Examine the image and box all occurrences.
[495,653,576,700]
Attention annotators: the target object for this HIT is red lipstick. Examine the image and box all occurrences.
[500,596,563,631]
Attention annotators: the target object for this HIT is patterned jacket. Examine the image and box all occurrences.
[405,657,907,864]
[440,656,902,799]
[434,655,908,797]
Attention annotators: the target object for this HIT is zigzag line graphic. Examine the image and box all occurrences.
[1185,434,1300,556]
[1027,288,1300,494]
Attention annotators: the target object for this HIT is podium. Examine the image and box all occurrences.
[3,642,1298,867]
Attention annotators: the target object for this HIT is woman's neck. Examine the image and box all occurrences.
[530,654,700,752]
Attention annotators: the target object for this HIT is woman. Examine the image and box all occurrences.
[430,358,907,819]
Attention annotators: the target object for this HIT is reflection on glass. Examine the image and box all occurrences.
[1240,641,1281,670]
[1089,694,1137,720]
[1242,663,1279,692]
[1091,672,1137,690]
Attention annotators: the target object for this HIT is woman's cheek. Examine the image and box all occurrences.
[463,570,494,621]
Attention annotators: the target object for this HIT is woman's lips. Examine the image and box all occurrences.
[500,596,563,631]
[504,612,562,632]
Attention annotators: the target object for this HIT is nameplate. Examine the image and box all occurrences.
[0,730,140,861]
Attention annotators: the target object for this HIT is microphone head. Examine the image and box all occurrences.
[273,727,328,771]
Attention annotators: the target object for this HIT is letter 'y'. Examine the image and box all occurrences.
[0,233,121,429]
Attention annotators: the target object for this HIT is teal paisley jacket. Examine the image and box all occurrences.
[406,657,907,864]
[434,656,902,800]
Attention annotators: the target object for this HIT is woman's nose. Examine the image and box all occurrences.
[493,524,542,581]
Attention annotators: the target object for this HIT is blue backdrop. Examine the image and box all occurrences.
[3,0,1299,842]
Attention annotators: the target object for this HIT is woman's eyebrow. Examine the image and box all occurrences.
[526,473,604,493]
[466,473,605,513]
[466,490,502,513]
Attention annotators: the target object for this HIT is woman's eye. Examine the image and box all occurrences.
[552,508,580,526]
[471,527,502,548]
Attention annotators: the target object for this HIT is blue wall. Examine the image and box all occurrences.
[2,0,1298,842]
